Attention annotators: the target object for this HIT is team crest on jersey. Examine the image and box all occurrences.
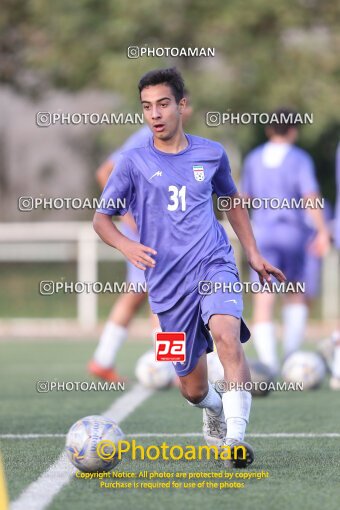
[193,165,205,181]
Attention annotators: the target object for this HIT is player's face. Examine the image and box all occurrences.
[141,84,186,141]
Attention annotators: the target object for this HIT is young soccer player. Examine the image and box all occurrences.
[241,111,330,375]
[88,95,193,382]
[93,68,285,467]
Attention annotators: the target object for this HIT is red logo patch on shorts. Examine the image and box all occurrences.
[155,332,186,362]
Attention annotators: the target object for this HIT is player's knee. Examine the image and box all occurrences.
[180,385,207,404]
[214,331,243,366]
[214,329,239,348]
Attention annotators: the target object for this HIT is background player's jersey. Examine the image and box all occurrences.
[335,143,340,249]
[108,125,152,233]
[241,143,319,236]
[97,134,238,313]
[108,125,151,164]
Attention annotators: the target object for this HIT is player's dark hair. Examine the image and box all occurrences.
[268,107,298,136]
[138,68,185,104]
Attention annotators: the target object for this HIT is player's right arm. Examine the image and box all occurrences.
[93,213,156,270]
[93,154,156,270]
[96,157,138,232]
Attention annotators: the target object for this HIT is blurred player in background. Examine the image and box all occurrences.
[93,67,286,466]
[241,110,330,375]
[330,142,340,390]
[88,90,193,382]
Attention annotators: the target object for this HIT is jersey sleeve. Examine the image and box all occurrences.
[297,154,319,196]
[212,149,238,197]
[107,149,120,165]
[96,156,134,216]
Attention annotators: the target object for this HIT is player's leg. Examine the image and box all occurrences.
[282,292,308,359]
[200,269,254,467]
[157,294,227,449]
[109,291,147,327]
[179,352,227,448]
[248,242,280,374]
[281,239,309,360]
[252,291,278,374]
[89,291,146,381]
[179,351,222,411]
[209,315,253,466]
[209,315,250,385]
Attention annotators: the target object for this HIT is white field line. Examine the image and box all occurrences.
[10,384,154,510]
[2,432,340,440]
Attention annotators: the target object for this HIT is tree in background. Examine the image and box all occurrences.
[1,0,339,199]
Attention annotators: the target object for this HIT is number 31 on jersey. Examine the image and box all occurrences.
[167,185,186,211]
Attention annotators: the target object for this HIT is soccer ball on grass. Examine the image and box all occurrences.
[66,415,124,472]
[135,350,175,389]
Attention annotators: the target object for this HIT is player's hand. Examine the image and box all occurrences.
[308,229,330,257]
[248,252,286,285]
[119,239,157,270]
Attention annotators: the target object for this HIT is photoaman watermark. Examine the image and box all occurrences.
[96,440,246,462]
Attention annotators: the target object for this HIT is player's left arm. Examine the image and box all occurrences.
[303,193,330,256]
[298,155,331,256]
[226,192,286,285]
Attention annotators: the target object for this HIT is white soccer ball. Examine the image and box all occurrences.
[282,351,326,390]
[135,350,175,389]
[207,351,224,384]
[66,415,125,472]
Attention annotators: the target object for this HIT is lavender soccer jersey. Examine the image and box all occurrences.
[97,134,238,313]
[242,143,319,233]
[242,143,320,283]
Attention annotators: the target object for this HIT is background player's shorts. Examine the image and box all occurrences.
[250,224,308,284]
[157,267,251,377]
[119,223,146,289]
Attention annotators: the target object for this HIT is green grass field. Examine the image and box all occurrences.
[1,338,339,510]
